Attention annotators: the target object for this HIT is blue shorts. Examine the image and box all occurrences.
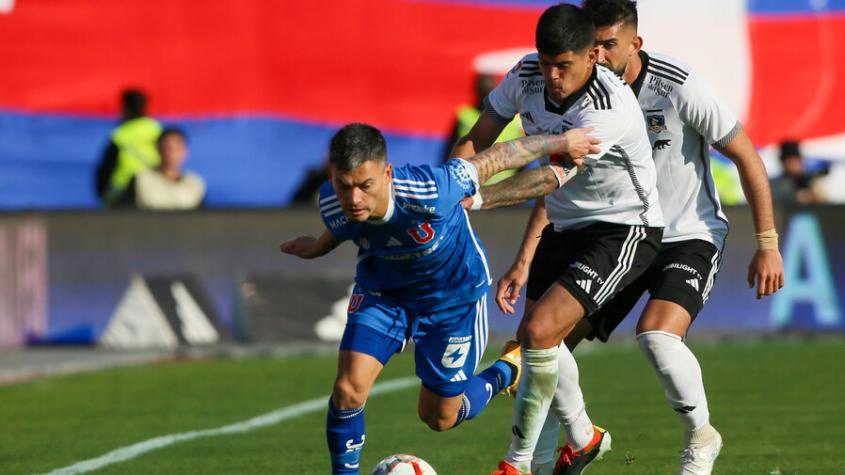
[339,285,489,398]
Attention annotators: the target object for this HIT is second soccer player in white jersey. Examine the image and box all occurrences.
[453,4,667,475]
[526,2,786,475]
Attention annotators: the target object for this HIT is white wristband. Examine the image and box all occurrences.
[469,191,484,210]
[548,164,578,188]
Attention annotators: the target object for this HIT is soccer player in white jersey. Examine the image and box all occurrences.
[452,5,666,475]
[526,2,786,474]
[281,123,598,475]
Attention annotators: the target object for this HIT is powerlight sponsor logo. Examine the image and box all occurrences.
[570,261,605,285]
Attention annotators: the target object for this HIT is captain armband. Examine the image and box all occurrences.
[548,164,578,188]
[755,228,779,251]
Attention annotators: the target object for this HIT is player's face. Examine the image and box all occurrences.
[539,48,597,103]
[330,159,393,222]
[159,134,188,169]
[594,22,640,77]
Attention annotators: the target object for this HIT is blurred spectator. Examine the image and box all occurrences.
[291,156,329,206]
[117,128,206,210]
[95,89,162,206]
[442,73,524,185]
[770,140,828,204]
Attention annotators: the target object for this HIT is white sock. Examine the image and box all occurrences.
[551,343,594,451]
[531,410,561,473]
[505,347,559,473]
[637,331,710,435]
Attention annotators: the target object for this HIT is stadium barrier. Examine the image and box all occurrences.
[0,205,842,348]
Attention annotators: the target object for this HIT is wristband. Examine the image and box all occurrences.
[548,164,578,188]
[469,191,484,210]
[755,228,779,250]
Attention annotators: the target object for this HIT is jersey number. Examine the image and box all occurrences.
[406,222,435,244]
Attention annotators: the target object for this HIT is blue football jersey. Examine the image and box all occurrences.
[319,158,491,311]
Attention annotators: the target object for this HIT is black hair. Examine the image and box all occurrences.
[157,127,188,147]
[329,123,387,171]
[581,0,638,30]
[121,88,148,120]
[779,140,801,162]
[536,4,596,56]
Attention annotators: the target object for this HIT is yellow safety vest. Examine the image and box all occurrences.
[457,105,524,185]
[106,117,162,204]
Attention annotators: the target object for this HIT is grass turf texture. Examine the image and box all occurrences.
[1,340,842,475]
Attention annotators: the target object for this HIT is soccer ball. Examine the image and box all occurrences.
[371,454,437,475]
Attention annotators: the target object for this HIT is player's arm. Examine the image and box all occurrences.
[451,108,509,159]
[715,128,784,298]
[496,197,549,314]
[280,230,344,259]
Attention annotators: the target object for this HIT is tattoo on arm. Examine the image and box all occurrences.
[468,135,562,185]
[478,166,560,209]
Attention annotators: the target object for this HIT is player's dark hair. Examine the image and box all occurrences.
[121,88,148,121]
[536,4,596,56]
[581,0,638,30]
[157,127,188,147]
[329,123,387,171]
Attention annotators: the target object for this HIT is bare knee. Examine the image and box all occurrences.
[332,377,369,409]
[523,313,563,349]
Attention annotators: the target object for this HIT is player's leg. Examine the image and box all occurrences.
[545,223,661,475]
[532,272,651,474]
[635,240,722,474]
[415,296,518,431]
[327,289,407,475]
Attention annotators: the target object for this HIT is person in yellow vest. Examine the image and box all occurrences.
[95,89,163,206]
[443,74,525,185]
[117,128,206,210]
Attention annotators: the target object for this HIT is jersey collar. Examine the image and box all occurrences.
[631,50,650,97]
[369,181,395,225]
[544,65,598,115]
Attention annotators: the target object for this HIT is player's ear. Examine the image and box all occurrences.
[384,162,393,181]
[632,35,643,53]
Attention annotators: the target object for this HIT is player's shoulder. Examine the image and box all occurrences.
[318,181,351,232]
[502,52,542,86]
[646,52,693,88]
[577,66,635,116]
[392,164,441,200]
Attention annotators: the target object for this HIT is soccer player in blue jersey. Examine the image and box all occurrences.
[281,122,598,475]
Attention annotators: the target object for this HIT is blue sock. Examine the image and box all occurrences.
[326,399,366,474]
[452,360,514,427]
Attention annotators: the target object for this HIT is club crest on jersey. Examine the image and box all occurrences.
[407,222,435,244]
[348,293,364,313]
[447,160,475,191]
[647,114,667,133]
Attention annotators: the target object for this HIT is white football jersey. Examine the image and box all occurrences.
[487,54,663,230]
[632,51,737,249]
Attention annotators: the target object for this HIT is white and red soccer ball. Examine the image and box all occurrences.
[371,454,437,475]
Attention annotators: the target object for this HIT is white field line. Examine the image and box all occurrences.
[40,376,418,475]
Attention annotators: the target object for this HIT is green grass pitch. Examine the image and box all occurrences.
[1,339,843,475]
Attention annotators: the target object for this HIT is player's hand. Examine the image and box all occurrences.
[496,263,530,315]
[460,196,473,210]
[280,235,319,259]
[747,248,784,299]
[558,127,601,161]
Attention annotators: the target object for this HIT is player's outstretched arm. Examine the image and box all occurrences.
[716,128,785,299]
[280,230,343,259]
[466,128,598,186]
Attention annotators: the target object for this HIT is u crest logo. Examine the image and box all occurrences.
[406,222,435,244]
[348,293,364,313]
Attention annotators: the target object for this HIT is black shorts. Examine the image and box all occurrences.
[585,239,722,342]
[526,222,663,316]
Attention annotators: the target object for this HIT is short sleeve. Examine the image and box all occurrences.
[318,181,355,240]
[575,108,632,161]
[485,60,526,120]
[675,72,740,147]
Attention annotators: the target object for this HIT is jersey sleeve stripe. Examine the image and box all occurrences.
[393,178,436,185]
[319,195,338,205]
[595,80,612,109]
[647,66,686,85]
[320,202,342,213]
[648,61,688,81]
[323,207,344,217]
[395,192,439,199]
[394,184,437,192]
[648,57,689,78]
